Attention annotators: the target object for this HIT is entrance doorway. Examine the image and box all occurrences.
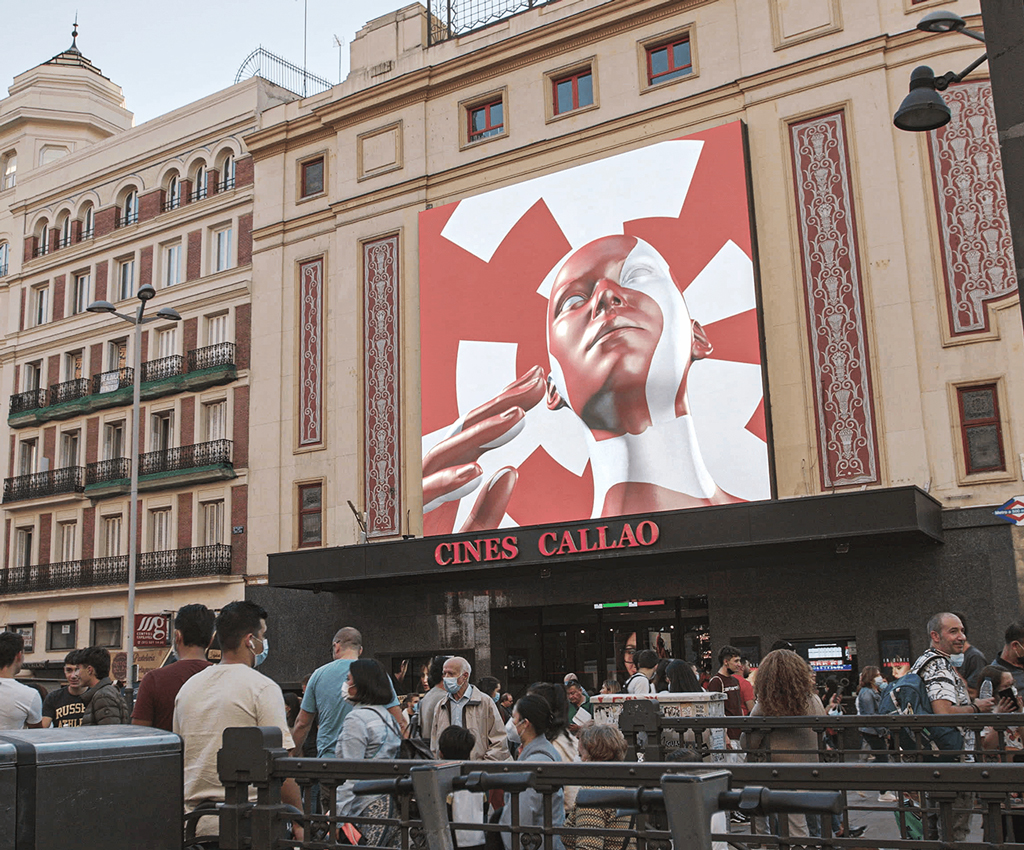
[491,595,710,697]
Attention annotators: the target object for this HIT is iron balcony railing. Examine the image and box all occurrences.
[0,544,232,593]
[91,367,134,394]
[191,185,207,202]
[426,0,560,45]
[0,262,8,276]
[117,210,139,227]
[219,176,236,192]
[32,243,48,258]
[57,235,73,250]
[2,466,84,502]
[187,342,236,372]
[48,377,90,405]
[163,195,181,212]
[80,227,94,240]
[9,388,48,414]
[138,439,233,476]
[85,457,132,485]
[140,354,184,383]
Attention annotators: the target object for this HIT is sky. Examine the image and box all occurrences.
[4,0,413,125]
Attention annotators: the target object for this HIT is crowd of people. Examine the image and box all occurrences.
[0,606,1022,848]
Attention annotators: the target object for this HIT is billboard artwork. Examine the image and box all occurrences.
[419,121,770,537]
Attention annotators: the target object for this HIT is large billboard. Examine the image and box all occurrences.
[419,121,770,537]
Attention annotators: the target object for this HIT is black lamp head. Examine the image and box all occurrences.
[917,10,967,34]
[137,284,157,302]
[86,300,116,314]
[893,66,951,132]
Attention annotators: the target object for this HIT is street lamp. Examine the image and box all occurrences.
[88,283,181,699]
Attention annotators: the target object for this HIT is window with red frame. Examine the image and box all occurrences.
[957,384,1005,474]
[301,157,324,198]
[468,99,504,142]
[646,36,692,86]
[553,69,594,115]
[298,483,323,547]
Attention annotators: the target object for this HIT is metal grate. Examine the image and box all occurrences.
[138,439,233,476]
[427,0,561,44]
[2,466,84,502]
[85,457,132,485]
[187,342,236,372]
[9,388,48,414]
[141,354,184,383]
[234,46,331,98]
[48,378,90,405]
[91,367,134,394]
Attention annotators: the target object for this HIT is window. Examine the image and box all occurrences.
[47,621,77,652]
[151,410,174,452]
[39,145,69,166]
[31,285,49,326]
[65,351,83,381]
[18,439,37,476]
[9,625,34,653]
[552,69,594,115]
[300,157,324,198]
[71,271,90,314]
[166,174,181,211]
[24,361,41,391]
[192,164,207,201]
[14,528,33,567]
[120,190,138,226]
[57,213,72,249]
[957,384,1005,474]
[102,514,123,557]
[163,242,181,287]
[207,313,229,345]
[0,242,8,276]
[58,521,77,562]
[298,483,323,547]
[214,226,233,272]
[150,508,172,552]
[467,98,504,143]
[220,153,236,190]
[61,429,80,467]
[156,327,177,359]
[646,35,692,86]
[109,340,127,371]
[1,151,15,190]
[117,257,135,300]
[103,421,125,460]
[203,400,227,442]
[90,618,122,649]
[80,204,94,240]
[201,500,225,546]
[36,221,49,257]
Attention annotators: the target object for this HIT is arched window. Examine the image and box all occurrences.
[0,242,9,276]
[1,152,16,190]
[36,220,49,257]
[57,213,72,249]
[166,174,180,211]
[121,189,138,226]
[192,164,207,201]
[220,153,235,191]
[80,204,94,240]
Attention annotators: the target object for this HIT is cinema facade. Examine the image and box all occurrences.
[244,0,1024,693]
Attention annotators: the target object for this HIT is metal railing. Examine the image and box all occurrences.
[0,544,233,593]
[0,262,8,277]
[80,227,94,240]
[57,235,73,250]
[85,457,132,485]
[163,195,181,212]
[234,46,333,97]
[117,211,139,227]
[2,466,85,502]
[140,354,184,383]
[32,243,48,258]
[214,725,1024,850]
[48,377,90,405]
[91,367,135,394]
[427,0,561,44]
[191,185,207,202]
[187,342,236,372]
[219,176,236,192]
[9,388,48,414]
[138,439,233,476]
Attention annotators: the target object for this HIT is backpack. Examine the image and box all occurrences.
[877,661,963,757]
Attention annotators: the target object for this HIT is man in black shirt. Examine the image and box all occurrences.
[969,619,1024,693]
[42,650,87,727]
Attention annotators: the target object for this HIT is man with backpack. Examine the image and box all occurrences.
[908,612,995,840]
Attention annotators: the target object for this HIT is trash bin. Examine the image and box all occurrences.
[0,725,182,850]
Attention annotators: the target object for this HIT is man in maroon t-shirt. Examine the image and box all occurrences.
[132,604,214,731]
[706,645,745,756]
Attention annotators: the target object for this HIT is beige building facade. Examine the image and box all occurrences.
[250,0,1024,690]
[0,37,294,682]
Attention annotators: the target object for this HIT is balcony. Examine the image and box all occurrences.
[0,544,233,594]
[48,378,90,406]
[10,345,236,428]
[85,440,235,498]
[219,176,236,192]
[3,466,85,503]
[117,211,139,227]
[163,196,181,212]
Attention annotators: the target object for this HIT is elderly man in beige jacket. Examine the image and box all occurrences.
[429,656,510,761]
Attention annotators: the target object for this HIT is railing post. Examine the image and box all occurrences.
[661,771,731,850]
[409,763,461,850]
[218,726,290,850]
[618,699,663,761]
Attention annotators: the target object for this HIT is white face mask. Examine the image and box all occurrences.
[949,653,965,667]
[443,676,461,695]
[874,676,885,688]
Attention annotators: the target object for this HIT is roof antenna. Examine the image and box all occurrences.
[69,13,80,53]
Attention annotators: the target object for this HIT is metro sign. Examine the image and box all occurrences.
[994,497,1024,526]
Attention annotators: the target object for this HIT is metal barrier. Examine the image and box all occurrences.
[216,726,1024,850]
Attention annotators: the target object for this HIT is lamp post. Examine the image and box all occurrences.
[893,2,1024,331]
[87,284,181,701]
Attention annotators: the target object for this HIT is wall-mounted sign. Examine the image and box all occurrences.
[994,497,1024,526]
[135,613,171,648]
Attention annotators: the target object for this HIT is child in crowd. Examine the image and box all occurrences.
[438,726,486,850]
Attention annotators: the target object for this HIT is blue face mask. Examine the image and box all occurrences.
[249,637,269,667]
[949,652,964,667]
[493,693,500,703]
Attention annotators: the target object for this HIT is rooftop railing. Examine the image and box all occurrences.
[427,0,561,45]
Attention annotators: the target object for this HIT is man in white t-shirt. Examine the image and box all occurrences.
[174,600,302,839]
[0,631,43,730]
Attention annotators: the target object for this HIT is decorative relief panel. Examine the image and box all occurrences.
[298,258,323,447]
[928,81,1016,337]
[790,111,880,488]
[363,235,401,537]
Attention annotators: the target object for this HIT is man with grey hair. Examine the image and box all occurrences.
[430,655,509,761]
[291,626,406,758]
[910,612,995,841]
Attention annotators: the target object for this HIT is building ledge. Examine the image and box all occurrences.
[84,463,236,498]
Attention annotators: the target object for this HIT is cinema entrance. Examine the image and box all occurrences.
[490,595,711,696]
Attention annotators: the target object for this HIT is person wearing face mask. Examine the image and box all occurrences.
[969,619,1024,695]
[429,656,510,761]
[173,600,303,840]
[855,666,896,802]
[132,604,214,731]
[909,613,996,842]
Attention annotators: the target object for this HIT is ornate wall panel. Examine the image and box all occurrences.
[790,111,881,488]
[363,235,401,537]
[298,258,323,447]
[928,81,1016,337]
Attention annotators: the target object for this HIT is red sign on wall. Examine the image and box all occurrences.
[135,614,171,648]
